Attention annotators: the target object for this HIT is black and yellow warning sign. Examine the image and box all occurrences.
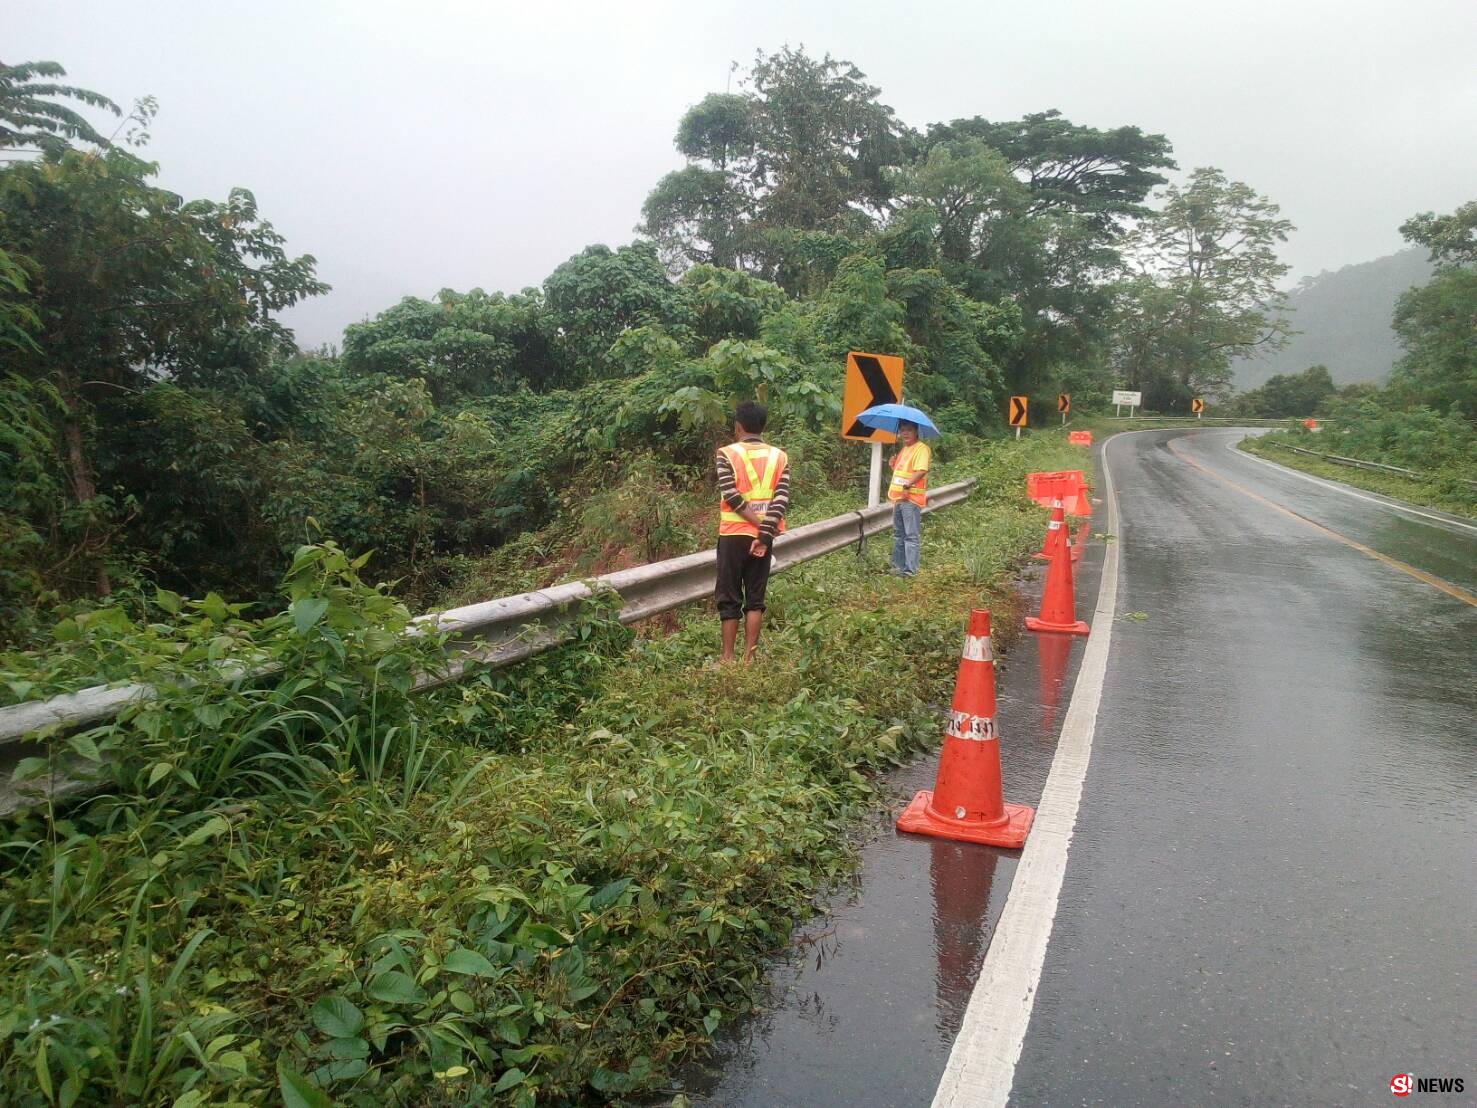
[1009,395,1029,428]
[841,351,905,442]
[1058,393,1071,414]
[1191,398,1206,414]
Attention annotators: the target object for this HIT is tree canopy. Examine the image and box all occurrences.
[1113,167,1294,408]
[1390,199,1476,417]
[0,59,119,153]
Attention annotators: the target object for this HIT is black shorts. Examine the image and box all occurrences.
[715,535,773,621]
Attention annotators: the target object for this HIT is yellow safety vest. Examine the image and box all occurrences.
[718,441,788,538]
[888,442,930,506]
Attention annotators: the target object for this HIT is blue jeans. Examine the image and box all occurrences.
[891,500,922,576]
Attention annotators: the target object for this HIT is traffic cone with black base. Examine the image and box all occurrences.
[897,610,1034,848]
[1026,500,1090,636]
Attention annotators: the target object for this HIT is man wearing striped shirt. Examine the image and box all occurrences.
[714,400,790,663]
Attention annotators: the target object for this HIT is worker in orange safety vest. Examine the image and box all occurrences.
[714,400,790,662]
[888,419,930,577]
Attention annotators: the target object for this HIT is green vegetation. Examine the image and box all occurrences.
[1243,414,1476,517]
[1112,168,1294,410]
[1,433,1085,1105]
[1234,198,1474,514]
[1390,200,1477,419]
[1230,365,1337,419]
[1242,437,1476,517]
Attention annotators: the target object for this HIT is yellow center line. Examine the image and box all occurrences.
[1165,437,1477,608]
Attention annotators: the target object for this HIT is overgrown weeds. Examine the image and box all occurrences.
[1,433,1084,1104]
[1242,430,1477,517]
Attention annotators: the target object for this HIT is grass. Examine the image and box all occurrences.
[0,432,1087,1105]
[1240,436,1477,518]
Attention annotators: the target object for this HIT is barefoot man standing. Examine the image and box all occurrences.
[714,400,790,663]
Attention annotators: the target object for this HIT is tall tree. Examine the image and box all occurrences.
[0,59,119,153]
[1398,201,1477,267]
[0,61,119,360]
[1116,167,1293,408]
[542,241,690,380]
[1390,200,1476,417]
[639,47,907,275]
[744,47,905,233]
[925,110,1175,233]
[0,146,325,596]
[909,113,1176,396]
[889,139,1029,266]
[639,166,750,270]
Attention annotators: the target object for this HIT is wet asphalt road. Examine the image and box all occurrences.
[1012,429,1475,1105]
[685,428,1475,1106]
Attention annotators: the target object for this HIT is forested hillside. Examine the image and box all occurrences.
[1232,247,1433,388]
[3,49,1302,648]
[1241,198,1476,510]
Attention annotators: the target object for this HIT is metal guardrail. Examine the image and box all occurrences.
[1,480,976,813]
[422,477,974,681]
[1269,443,1477,489]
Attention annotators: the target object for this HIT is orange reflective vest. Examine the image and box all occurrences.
[718,441,788,538]
[888,442,930,506]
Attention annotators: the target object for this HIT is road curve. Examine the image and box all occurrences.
[1008,428,1476,1104]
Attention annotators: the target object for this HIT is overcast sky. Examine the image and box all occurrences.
[7,0,1475,348]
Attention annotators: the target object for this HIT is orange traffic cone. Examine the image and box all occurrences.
[897,610,1034,848]
[1027,496,1063,558]
[1026,503,1090,636]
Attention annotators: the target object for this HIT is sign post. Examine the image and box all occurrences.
[1009,395,1029,440]
[841,351,906,508]
[1058,393,1071,426]
[1191,397,1205,420]
[1111,389,1143,418]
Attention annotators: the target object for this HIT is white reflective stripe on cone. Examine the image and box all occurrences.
[1047,520,1063,530]
[947,711,997,741]
[961,634,994,662]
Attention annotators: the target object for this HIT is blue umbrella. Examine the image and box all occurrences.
[855,402,941,439]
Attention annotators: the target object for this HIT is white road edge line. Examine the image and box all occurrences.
[931,432,1126,1108]
[1227,438,1477,535]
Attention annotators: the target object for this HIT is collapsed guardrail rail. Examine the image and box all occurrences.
[0,479,976,815]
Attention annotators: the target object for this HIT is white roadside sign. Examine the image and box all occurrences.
[1111,390,1142,407]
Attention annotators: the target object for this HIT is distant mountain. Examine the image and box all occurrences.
[1233,247,1434,389]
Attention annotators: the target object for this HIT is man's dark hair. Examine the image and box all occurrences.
[735,399,768,434]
